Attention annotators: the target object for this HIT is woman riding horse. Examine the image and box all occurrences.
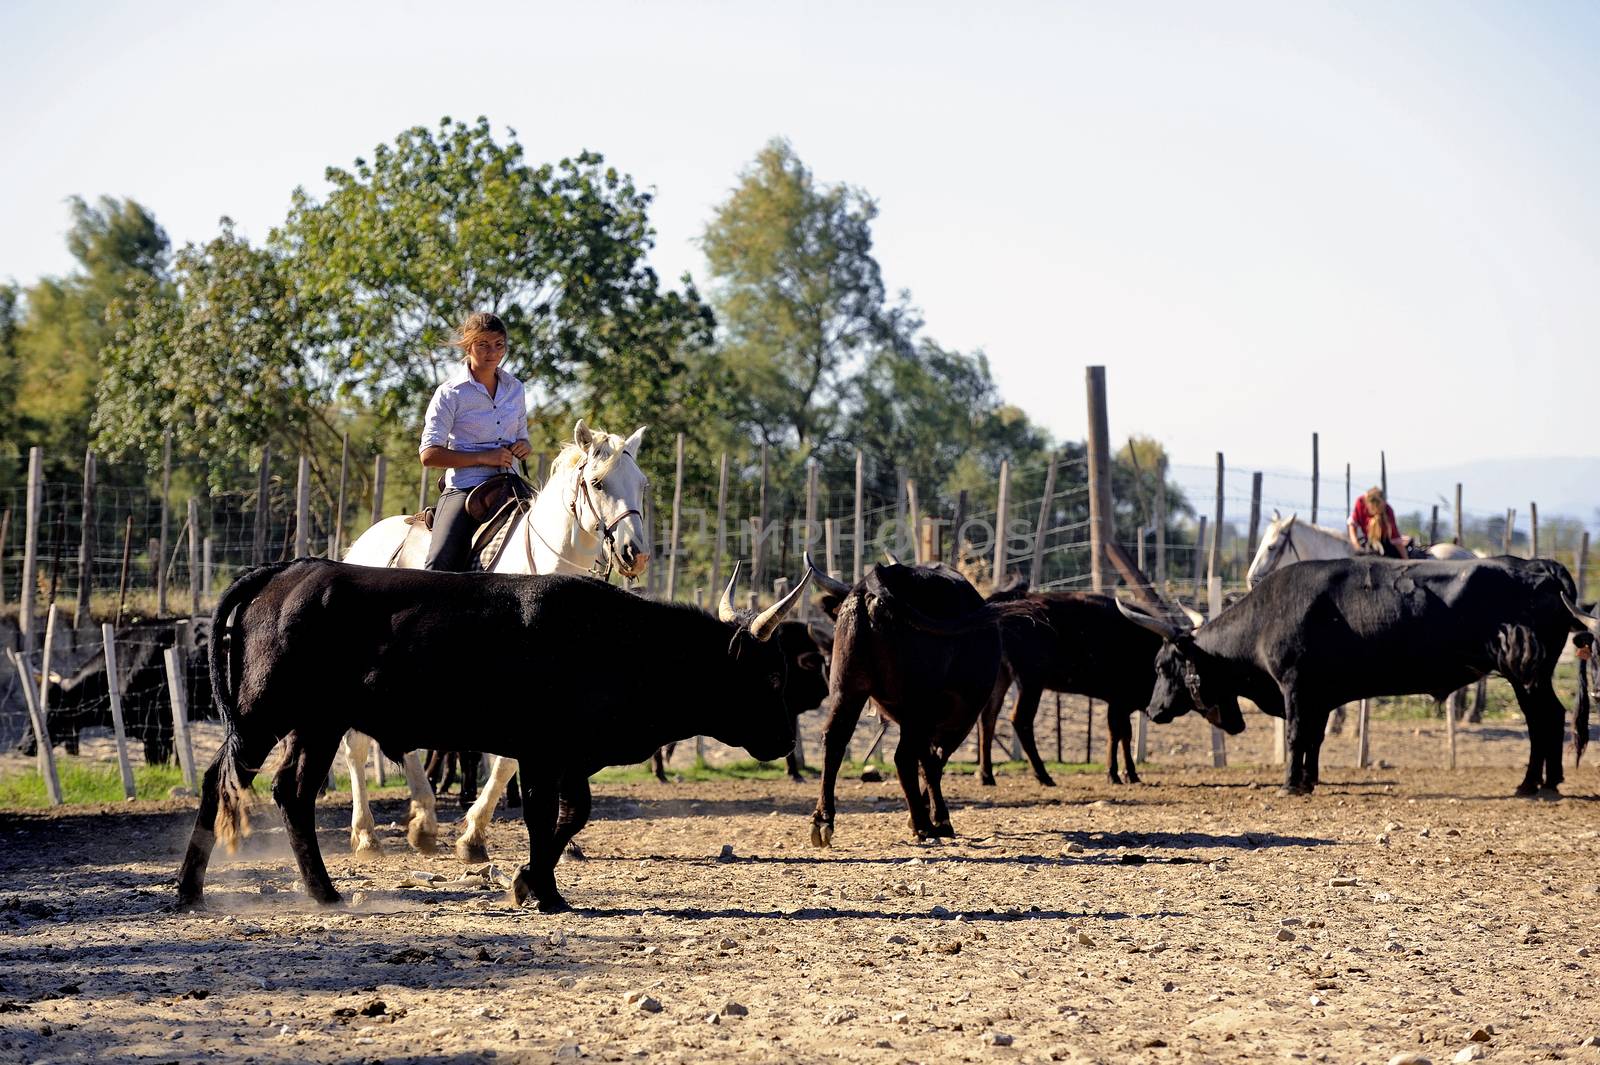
[1346,485,1410,559]
[419,312,532,571]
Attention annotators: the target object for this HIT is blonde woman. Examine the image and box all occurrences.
[418,312,531,570]
[1346,485,1409,559]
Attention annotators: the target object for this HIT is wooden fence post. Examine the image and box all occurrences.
[825,518,838,577]
[755,444,770,593]
[253,445,271,566]
[115,516,133,627]
[371,454,387,525]
[852,449,864,584]
[1429,505,1439,546]
[1579,532,1590,604]
[333,430,350,559]
[201,537,213,599]
[992,458,1010,590]
[295,455,311,559]
[1454,483,1464,545]
[1085,366,1114,593]
[157,433,172,616]
[905,478,921,564]
[1209,453,1224,585]
[665,432,685,599]
[8,646,61,805]
[710,452,728,596]
[75,449,95,628]
[1246,471,1263,560]
[187,497,201,623]
[20,446,41,654]
[163,646,198,790]
[1310,432,1319,526]
[1503,509,1515,556]
[1155,465,1167,590]
[1530,502,1539,558]
[1344,463,1351,519]
[101,623,136,800]
[801,460,818,618]
[949,489,967,567]
[1031,454,1059,589]
[1380,451,1387,498]
[1356,699,1370,770]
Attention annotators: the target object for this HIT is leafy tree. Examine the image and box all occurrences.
[277,116,711,434]
[0,284,20,462]
[93,222,326,490]
[12,197,169,475]
[702,139,891,457]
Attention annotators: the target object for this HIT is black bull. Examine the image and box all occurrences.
[1120,556,1592,796]
[805,556,1047,843]
[17,622,212,765]
[177,558,809,913]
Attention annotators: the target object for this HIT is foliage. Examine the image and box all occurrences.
[0,284,20,461]
[702,139,892,458]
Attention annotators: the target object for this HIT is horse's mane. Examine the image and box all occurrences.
[549,432,636,480]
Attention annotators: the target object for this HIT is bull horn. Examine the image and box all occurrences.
[1116,599,1184,642]
[1565,594,1599,634]
[718,561,743,624]
[749,569,812,642]
[884,551,903,566]
[804,550,851,596]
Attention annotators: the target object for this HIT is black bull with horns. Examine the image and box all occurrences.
[805,554,1049,843]
[1117,556,1592,796]
[177,557,810,913]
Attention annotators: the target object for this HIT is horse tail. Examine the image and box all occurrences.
[210,561,293,852]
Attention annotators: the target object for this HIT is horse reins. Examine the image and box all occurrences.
[518,454,643,581]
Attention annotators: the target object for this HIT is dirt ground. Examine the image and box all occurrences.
[4,708,1600,1065]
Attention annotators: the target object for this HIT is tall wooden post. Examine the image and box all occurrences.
[20,446,41,654]
[0,506,10,610]
[333,431,349,559]
[1380,451,1387,497]
[9,642,60,805]
[801,460,818,618]
[1193,516,1207,601]
[163,646,198,790]
[905,478,921,564]
[1454,483,1463,545]
[992,459,1010,590]
[949,489,967,566]
[1503,509,1515,556]
[75,449,96,628]
[295,455,311,559]
[665,432,685,599]
[1530,502,1539,558]
[852,449,864,584]
[1154,465,1167,589]
[101,623,136,800]
[115,515,132,627]
[756,444,770,592]
[253,445,271,566]
[157,433,172,616]
[1031,454,1059,589]
[1310,433,1319,526]
[1085,366,1114,593]
[1578,532,1590,604]
[824,516,839,576]
[371,454,387,525]
[1210,453,1224,584]
[202,537,213,598]
[1345,463,1351,518]
[187,496,201,621]
[1429,505,1439,547]
[1246,471,1263,560]
[710,452,729,596]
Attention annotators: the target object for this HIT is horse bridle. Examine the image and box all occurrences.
[517,453,643,581]
[1264,524,1302,571]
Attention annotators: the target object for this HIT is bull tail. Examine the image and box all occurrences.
[1577,638,1593,766]
[210,561,292,852]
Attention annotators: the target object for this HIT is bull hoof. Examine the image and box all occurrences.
[174,890,205,912]
[978,773,996,787]
[809,821,833,848]
[931,822,956,839]
[308,885,344,907]
[1514,782,1540,798]
[1538,786,1563,800]
[1278,784,1312,797]
[1035,774,1057,787]
[787,773,806,785]
[456,838,490,863]
[535,894,572,914]
[1126,772,1142,785]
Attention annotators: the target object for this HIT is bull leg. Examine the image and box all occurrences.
[811,689,868,847]
[785,750,804,783]
[176,730,276,909]
[976,677,1006,787]
[1012,684,1054,786]
[551,775,592,856]
[344,732,382,857]
[1302,707,1329,788]
[1526,679,1566,794]
[399,750,439,853]
[1280,685,1313,795]
[273,731,344,905]
[460,752,481,808]
[456,755,521,862]
[893,733,939,841]
[1507,683,1546,796]
[424,750,445,792]
[509,773,567,913]
[651,743,675,783]
[1108,705,1140,785]
[63,724,81,757]
[918,748,955,838]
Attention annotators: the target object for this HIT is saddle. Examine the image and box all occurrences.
[396,473,534,571]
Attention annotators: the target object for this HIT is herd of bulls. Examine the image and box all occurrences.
[157,544,1597,912]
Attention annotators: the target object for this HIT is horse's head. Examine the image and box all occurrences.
[563,420,651,579]
[1245,511,1297,590]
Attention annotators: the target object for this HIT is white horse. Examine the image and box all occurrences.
[339,420,651,860]
[1245,512,1476,589]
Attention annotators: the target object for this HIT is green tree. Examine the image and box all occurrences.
[0,284,21,463]
[93,222,327,490]
[702,139,891,457]
[277,116,711,433]
[13,197,169,475]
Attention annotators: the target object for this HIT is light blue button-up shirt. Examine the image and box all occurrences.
[418,364,529,490]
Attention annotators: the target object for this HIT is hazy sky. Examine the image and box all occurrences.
[4,0,1597,481]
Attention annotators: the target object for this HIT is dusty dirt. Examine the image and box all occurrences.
[4,707,1600,1065]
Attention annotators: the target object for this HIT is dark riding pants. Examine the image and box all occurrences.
[424,488,475,571]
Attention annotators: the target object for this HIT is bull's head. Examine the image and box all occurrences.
[711,562,813,762]
[1117,601,1246,735]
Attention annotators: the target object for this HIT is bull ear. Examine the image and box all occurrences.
[718,561,743,624]
[749,569,811,641]
[623,425,646,456]
[1565,594,1600,634]
[574,419,594,452]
